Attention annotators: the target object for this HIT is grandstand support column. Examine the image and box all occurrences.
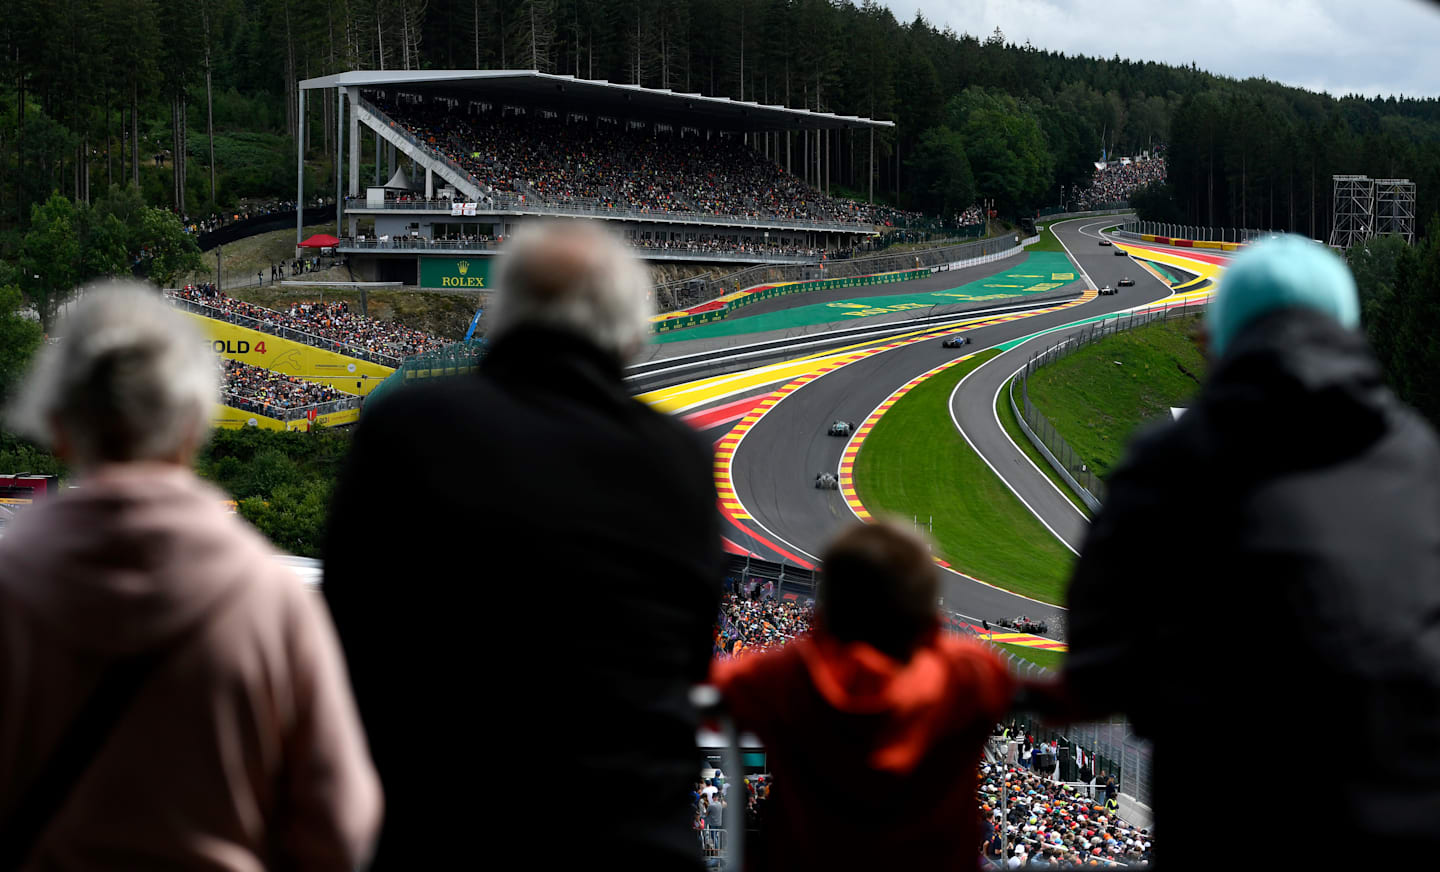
[335,87,344,238]
[425,166,433,198]
[869,128,874,204]
[373,128,381,185]
[296,88,305,247]
[348,87,360,198]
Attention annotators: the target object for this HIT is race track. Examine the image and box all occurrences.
[667,215,1231,631]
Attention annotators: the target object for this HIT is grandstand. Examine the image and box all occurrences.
[296,70,899,287]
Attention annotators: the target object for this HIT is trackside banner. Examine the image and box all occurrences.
[419,256,493,288]
[182,312,395,396]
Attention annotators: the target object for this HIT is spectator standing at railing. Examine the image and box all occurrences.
[324,221,721,868]
[1061,235,1440,865]
[712,521,1013,871]
[0,285,380,870]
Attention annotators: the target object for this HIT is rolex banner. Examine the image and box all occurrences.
[420,257,493,289]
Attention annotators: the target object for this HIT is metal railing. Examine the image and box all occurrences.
[165,294,405,368]
[1012,301,1209,510]
[340,235,820,264]
[222,392,361,423]
[1036,204,1131,220]
[1120,220,1281,244]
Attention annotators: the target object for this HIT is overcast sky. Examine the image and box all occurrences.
[881,0,1440,99]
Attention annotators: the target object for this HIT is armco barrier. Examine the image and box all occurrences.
[652,268,930,333]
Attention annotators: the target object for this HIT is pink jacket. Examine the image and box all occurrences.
[0,464,381,870]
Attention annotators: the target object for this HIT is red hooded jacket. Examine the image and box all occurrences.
[712,626,1012,871]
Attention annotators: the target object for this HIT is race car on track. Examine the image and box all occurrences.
[1113,247,1128,256]
[828,420,854,437]
[1098,285,1117,295]
[995,615,1049,635]
[815,472,839,490]
[1098,239,1112,246]
[1118,276,1135,287]
[942,335,971,349]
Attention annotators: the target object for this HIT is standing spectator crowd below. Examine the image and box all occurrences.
[712,584,814,660]
[1070,151,1167,210]
[980,763,1151,868]
[169,284,449,361]
[220,358,354,416]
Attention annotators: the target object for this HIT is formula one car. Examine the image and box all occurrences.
[828,420,854,437]
[815,472,839,490]
[1118,276,1135,287]
[1113,247,1128,256]
[996,615,1050,634]
[941,335,972,349]
[1098,286,1117,296]
[1098,239,1112,246]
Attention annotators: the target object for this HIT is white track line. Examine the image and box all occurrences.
[947,357,1083,556]
[992,363,1092,522]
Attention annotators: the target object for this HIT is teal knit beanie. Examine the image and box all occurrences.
[1207,235,1360,356]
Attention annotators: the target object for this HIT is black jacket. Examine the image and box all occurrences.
[1065,309,1440,862]
[324,326,722,869]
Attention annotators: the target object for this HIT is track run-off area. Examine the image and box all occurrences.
[640,216,1232,643]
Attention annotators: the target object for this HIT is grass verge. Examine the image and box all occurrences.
[1027,317,1207,479]
[853,349,1074,603]
[1030,223,1065,252]
[996,375,1091,519]
[997,642,1065,671]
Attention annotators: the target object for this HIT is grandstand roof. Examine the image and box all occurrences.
[298,70,893,132]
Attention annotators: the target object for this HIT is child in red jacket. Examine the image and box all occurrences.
[712,521,1014,871]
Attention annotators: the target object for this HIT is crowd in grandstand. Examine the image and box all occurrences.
[980,763,1151,867]
[1070,153,1167,210]
[220,358,354,415]
[169,284,448,360]
[371,96,934,229]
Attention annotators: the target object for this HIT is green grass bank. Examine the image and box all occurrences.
[853,350,1074,603]
[1026,316,1208,480]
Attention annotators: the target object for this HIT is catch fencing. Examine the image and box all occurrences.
[1119,220,1282,245]
[1011,301,1209,510]
[951,616,1153,807]
[658,234,1020,312]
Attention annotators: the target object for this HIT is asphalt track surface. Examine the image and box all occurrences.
[716,216,1177,627]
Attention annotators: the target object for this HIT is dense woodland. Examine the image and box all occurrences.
[1,0,1437,243]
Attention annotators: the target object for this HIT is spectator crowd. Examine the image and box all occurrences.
[169,284,448,361]
[220,358,354,416]
[712,582,814,660]
[980,763,1152,868]
[371,95,934,229]
[1070,152,1167,210]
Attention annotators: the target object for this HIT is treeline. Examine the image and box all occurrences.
[1136,86,1440,241]
[4,1,1439,236]
[1349,225,1440,425]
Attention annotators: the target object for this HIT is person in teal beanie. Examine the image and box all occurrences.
[1206,234,1360,357]
[1056,231,1440,865]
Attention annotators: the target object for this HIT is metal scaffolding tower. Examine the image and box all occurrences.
[1374,179,1417,244]
[1329,175,1375,249]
